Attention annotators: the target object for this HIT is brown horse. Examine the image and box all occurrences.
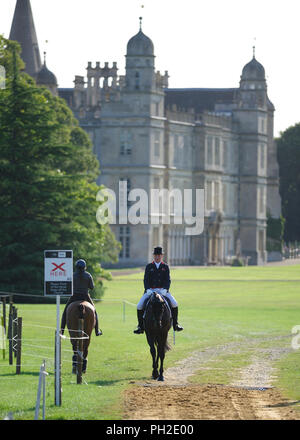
[144,292,172,381]
[66,301,95,374]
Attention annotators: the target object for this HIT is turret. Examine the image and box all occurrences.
[238,50,267,109]
[125,18,156,91]
[36,52,58,96]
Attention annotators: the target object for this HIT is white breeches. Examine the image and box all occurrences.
[137,288,178,310]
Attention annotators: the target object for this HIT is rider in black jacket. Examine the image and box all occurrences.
[60,259,102,336]
[134,247,183,334]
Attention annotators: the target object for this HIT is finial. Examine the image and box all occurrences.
[44,40,48,65]
[253,37,256,58]
[139,16,143,31]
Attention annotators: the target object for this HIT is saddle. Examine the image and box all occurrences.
[143,292,172,320]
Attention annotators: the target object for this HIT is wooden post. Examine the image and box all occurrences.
[77,319,84,385]
[8,305,13,365]
[1,315,5,360]
[2,297,6,334]
[16,317,22,374]
[13,307,17,358]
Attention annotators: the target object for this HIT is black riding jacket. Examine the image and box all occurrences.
[143,261,171,291]
[73,270,94,297]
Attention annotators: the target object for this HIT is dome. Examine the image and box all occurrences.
[36,63,57,86]
[241,57,265,81]
[127,29,154,56]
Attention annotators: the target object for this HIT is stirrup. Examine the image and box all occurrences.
[133,326,144,334]
[95,329,103,336]
[174,324,183,332]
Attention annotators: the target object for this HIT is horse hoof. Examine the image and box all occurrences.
[152,371,159,380]
[157,375,164,382]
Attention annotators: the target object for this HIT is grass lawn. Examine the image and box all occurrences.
[0,264,299,420]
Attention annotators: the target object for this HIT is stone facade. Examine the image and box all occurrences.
[8,0,282,266]
[59,25,281,266]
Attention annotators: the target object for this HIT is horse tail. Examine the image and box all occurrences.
[78,303,85,319]
[154,336,171,353]
[164,339,171,352]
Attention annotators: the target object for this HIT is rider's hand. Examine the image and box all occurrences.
[146,289,152,295]
[161,289,168,295]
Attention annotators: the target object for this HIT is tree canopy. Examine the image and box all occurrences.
[0,36,120,298]
[277,123,300,243]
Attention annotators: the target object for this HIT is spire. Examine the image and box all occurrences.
[9,0,42,78]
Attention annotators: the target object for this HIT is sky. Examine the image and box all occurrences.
[1,0,300,137]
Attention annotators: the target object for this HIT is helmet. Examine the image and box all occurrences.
[75,259,86,271]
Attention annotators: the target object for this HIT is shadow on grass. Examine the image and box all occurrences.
[0,371,40,377]
[88,375,149,387]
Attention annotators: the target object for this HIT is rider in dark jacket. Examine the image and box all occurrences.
[134,247,183,334]
[60,259,102,336]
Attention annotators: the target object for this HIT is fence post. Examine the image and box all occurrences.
[35,360,48,420]
[8,304,13,365]
[2,297,6,334]
[16,317,22,374]
[1,315,5,360]
[13,307,17,358]
[42,360,47,420]
[77,319,84,385]
[54,330,61,406]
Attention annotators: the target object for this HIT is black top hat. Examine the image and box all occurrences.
[153,246,163,255]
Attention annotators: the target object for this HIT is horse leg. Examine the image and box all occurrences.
[147,335,158,379]
[157,337,166,381]
[151,344,159,379]
[82,342,89,374]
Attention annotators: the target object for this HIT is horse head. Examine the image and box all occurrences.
[149,292,165,328]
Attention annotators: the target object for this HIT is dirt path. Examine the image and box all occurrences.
[123,339,300,420]
[123,384,299,420]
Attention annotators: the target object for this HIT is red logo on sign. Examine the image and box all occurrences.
[50,262,66,277]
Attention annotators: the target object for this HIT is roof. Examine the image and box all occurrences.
[241,57,265,81]
[127,29,154,56]
[9,0,41,78]
[36,63,57,86]
[165,88,238,113]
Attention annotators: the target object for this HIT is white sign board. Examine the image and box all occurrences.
[44,250,73,296]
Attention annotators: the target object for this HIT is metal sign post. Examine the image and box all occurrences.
[55,296,61,406]
[44,250,73,406]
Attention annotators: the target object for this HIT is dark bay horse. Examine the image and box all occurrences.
[144,292,172,381]
[66,301,95,374]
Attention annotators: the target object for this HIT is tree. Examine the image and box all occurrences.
[277,123,300,243]
[0,37,120,298]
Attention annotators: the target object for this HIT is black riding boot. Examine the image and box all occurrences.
[172,307,183,331]
[133,310,144,334]
[95,311,102,336]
